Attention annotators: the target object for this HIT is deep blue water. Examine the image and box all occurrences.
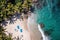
[34,0,60,40]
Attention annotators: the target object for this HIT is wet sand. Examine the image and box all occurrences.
[27,13,42,40]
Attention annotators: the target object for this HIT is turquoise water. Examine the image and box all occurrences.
[34,0,60,40]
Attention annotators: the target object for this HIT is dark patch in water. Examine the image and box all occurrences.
[57,0,60,8]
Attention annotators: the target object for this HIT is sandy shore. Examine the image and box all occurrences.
[5,13,42,40]
[5,19,31,40]
[27,13,42,40]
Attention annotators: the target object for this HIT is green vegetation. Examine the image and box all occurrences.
[0,0,32,23]
[0,0,32,40]
[0,26,13,40]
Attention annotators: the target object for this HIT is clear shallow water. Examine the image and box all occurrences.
[34,0,60,40]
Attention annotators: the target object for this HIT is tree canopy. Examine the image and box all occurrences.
[0,0,32,23]
[0,0,33,40]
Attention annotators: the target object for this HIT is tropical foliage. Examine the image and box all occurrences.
[0,0,32,23]
[0,0,32,40]
[0,26,13,40]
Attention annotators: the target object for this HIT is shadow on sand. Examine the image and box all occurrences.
[1,12,21,26]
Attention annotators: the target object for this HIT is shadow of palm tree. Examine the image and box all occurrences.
[14,12,21,20]
[9,12,21,24]
[9,16,15,24]
[1,20,8,27]
[1,12,21,26]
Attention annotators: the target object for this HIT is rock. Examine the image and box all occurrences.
[40,23,45,28]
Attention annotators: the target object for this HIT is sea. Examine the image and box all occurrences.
[34,0,60,40]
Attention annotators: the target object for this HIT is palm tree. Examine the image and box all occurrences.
[0,26,7,40]
[7,33,13,40]
[0,26,13,40]
[0,0,33,40]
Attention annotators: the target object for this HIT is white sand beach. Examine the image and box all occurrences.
[4,13,42,40]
